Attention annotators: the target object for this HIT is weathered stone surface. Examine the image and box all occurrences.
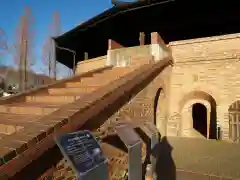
[1,31,240,180]
[168,33,240,140]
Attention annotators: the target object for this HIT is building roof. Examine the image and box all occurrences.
[53,0,175,68]
[54,0,163,41]
[53,0,240,69]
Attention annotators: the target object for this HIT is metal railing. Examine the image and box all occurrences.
[55,43,76,77]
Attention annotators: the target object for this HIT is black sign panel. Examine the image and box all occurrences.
[55,130,107,176]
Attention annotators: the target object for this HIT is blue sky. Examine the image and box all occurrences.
[0,0,115,75]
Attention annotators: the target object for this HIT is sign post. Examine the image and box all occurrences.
[116,125,142,180]
[55,130,109,180]
[139,122,160,172]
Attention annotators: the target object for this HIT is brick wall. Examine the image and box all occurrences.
[108,39,123,50]
[167,33,240,140]
[169,33,240,63]
[98,64,172,137]
[107,45,152,66]
[102,33,240,141]
[76,55,107,74]
[0,124,23,135]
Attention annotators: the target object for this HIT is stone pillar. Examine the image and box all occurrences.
[139,32,145,46]
[151,32,162,45]
[107,39,124,66]
[151,32,169,62]
[108,39,123,50]
[84,52,88,60]
[217,106,230,141]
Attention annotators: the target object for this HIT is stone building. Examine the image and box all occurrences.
[53,0,240,142]
[161,34,240,142]
[2,1,240,179]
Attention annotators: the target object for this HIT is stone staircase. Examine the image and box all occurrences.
[0,67,134,139]
[0,64,150,179]
[0,57,172,180]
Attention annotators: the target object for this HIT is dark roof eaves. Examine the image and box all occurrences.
[53,1,148,41]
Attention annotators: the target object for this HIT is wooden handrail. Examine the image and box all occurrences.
[0,57,172,178]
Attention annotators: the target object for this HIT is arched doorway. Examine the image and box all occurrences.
[192,103,208,138]
[154,87,166,136]
[179,91,217,139]
[229,101,240,143]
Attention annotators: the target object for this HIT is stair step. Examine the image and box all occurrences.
[105,67,134,71]
[0,118,31,128]
[0,113,38,135]
[65,81,107,87]
[66,69,133,87]
[0,113,39,123]
[0,124,24,135]
[97,69,133,76]
[131,55,153,66]
[0,103,59,116]
[48,87,97,95]
[25,95,81,104]
[93,74,124,79]
[0,133,6,139]
[80,76,119,83]
[79,79,117,85]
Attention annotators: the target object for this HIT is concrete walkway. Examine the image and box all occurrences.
[161,137,240,180]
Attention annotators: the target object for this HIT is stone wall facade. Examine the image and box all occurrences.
[77,32,240,142]
[99,62,172,138]
[75,55,107,74]
[167,33,240,141]
[107,33,170,67]
[100,32,240,143]
[107,45,152,67]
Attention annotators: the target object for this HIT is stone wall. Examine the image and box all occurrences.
[101,32,240,142]
[167,33,240,140]
[169,33,240,63]
[99,63,172,137]
[76,55,107,74]
[95,33,172,137]
[107,45,152,67]
[107,32,170,67]
[78,32,240,142]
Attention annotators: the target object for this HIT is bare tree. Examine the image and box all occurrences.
[42,11,60,79]
[0,28,8,65]
[42,38,51,76]
[13,7,35,91]
[0,28,12,90]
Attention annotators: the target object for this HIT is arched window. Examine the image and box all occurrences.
[229,101,240,143]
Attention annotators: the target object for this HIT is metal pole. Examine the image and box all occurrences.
[55,43,76,76]
[73,52,76,75]
[19,18,25,92]
[23,40,28,91]
[49,38,52,77]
